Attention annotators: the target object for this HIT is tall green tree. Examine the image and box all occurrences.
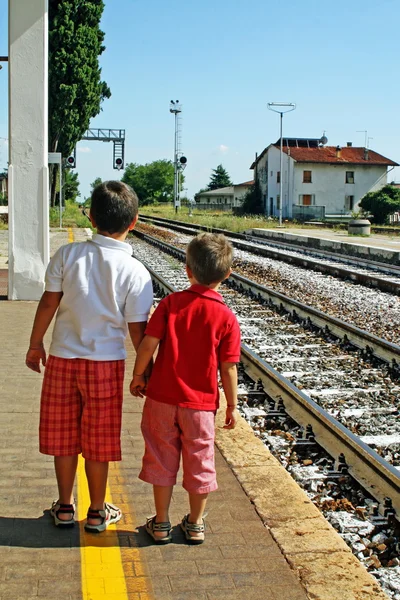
[359,185,400,225]
[48,0,111,204]
[63,170,80,203]
[240,180,264,215]
[207,164,233,190]
[122,160,184,205]
[90,177,103,193]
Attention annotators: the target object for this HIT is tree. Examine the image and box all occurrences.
[122,160,184,205]
[90,177,103,193]
[239,180,264,215]
[48,0,111,205]
[359,185,400,225]
[207,164,232,190]
[63,169,80,203]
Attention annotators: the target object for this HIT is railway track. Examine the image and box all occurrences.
[139,214,400,295]
[130,231,400,518]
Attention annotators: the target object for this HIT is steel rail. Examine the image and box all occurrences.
[133,230,400,364]
[141,259,400,516]
[139,213,400,278]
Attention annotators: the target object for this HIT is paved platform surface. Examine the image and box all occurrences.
[0,228,389,600]
[252,226,400,250]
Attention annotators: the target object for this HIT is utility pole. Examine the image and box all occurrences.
[267,102,296,226]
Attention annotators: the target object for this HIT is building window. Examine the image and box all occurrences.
[299,194,314,206]
[345,195,354,211]
[346,171,355,184]
[277,194,281,209]
[277,171,280,183]
[303,170,312,183]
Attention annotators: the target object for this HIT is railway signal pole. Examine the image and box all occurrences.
[169,101,187,214]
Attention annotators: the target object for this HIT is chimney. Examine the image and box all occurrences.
[364,148,369,160]
[335,145,342,158]
[347,142,352,147]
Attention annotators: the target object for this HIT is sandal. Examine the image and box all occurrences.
[84,502,122,533]
[50,501,75,528]
[180,514,205,545]
[145,516,172,544]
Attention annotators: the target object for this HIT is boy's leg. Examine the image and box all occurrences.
[79,359,125,528]
[151,484,174,540]
[179,407,217,542]
[85,460,109,526]
[139,398,181,541]
[39,356,82,524]
[188,492,208,524]
[54,455,78,506]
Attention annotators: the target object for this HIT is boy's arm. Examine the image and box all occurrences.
[220,362,239,429]
[128,321,147,351]
[128,320,153,380]
[130,335,160,398]
[26,291,63,373]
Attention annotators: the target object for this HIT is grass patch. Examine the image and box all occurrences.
[50,201,93,229]
[139,204,278,233]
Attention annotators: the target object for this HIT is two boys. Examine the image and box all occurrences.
[26,181,240,542]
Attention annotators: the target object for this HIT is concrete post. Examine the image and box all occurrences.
[8,0,49,300]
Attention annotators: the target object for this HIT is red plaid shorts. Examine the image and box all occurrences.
[39,356,125,462]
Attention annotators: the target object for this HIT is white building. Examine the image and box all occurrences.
[251,138,399,220]
[195,181,253,211]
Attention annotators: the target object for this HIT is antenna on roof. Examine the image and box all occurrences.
[319,132,328,146]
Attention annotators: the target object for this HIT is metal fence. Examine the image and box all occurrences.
[292,205,325,222]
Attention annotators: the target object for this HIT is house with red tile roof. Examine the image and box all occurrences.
[250,138,399,220]
[195,180,253,210]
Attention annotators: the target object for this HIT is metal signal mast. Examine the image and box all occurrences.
[169,101,187,213]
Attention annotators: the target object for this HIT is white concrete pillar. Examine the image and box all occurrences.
[8,0,49,300]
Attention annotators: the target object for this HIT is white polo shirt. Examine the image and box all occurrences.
[45,234,153,360]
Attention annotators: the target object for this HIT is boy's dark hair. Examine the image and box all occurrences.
[186,233,233,285]
[90,181,139,234]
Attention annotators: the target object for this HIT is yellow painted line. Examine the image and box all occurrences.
[77,457,129,600]
[68,226,74,243]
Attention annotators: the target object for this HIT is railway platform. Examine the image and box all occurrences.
[0,228,390,600]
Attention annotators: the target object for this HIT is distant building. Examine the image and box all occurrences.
[251,138,399,220]
[195,181,253,211]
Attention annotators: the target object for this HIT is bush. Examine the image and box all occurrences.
[359,186,400,225]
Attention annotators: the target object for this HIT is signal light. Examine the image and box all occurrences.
[179,156,187,164]
[66,154,76,168]
[114,157,124,170]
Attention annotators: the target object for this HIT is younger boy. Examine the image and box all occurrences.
[131,233,240,544]
[26,181,153,532]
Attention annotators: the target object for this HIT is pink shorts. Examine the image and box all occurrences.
[139,397,218,494]
[39,355,125,462]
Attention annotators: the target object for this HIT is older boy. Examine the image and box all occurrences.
[26,181,153,532]
[131,233,240,544]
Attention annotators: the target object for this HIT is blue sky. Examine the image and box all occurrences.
[0,0,400,200]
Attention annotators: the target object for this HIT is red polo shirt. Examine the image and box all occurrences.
[144,284,241,411]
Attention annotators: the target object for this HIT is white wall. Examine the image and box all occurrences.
[255,146,294,217]
[233,184,251,207]
[292,163,388,214]
[8,0,49,300]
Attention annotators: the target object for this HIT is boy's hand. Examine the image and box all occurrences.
[130,373,146,397]
[224,406,238,429]
[26,345,46,373]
